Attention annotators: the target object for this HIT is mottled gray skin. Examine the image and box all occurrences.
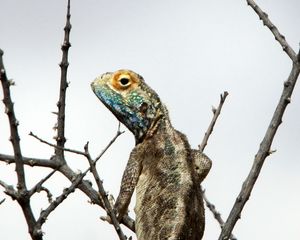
[91,70,211,240]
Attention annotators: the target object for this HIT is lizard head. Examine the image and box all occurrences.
[91,69,164,142]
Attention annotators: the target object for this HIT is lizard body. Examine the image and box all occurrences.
[91,69,211,240]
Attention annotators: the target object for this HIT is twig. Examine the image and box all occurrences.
[198,91,236,239]
[85,143,127,240]
[246,0,297,62]
[0,179,17,199]
[0,49,42,240]
[34,169,88,235]
[0,198,5,205]
[28,169,56,202]
[199,91,228,152]
[29,132,87,157]
[0,131,135,232]
[55,0,71,160]
[95,123,124,162]
[0,49,26,191]
[203,190,237,240]
[218,42,300,240]
[34,127,125,236]
[0,154,59,168]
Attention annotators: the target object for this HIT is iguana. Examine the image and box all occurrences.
[91,69,211,240]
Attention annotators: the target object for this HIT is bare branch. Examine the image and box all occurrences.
[28,170,56,202]
[218,57,300,239]
[0,131,135,232]
[95,125,125,162]
[0,49,26,191]
[198,91,236,239]
[0,49,42,240]
[55,0,71,160]
[34,127,126,236]
[0,154,59,168]
[29,132,87,157]
[246,0,297,62]
[0,198,5,205]
[84,143,128,240]
[34,170,87,235]
[199,91,228,152]
[0,179,17,199]
[202,190,237,240]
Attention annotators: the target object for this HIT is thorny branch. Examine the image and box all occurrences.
[218,1,300,239]
[28,170,56,202]
[246,0,297,62]
[198,91,237,240]
[0,50,26,191]
[199,91,228,152]
[55,0,71,161]
[29,132,87,157]
[0,154,59,168]
[84,142,128,240]
[0,179,17,199]
[1,49,42,240]
[0,1,137,239]
[0,130,136,232]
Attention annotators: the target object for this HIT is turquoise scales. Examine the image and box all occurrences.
[92,71,163,142]
[91,69,211,240]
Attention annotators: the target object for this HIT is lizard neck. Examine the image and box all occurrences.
[136,104,172,144]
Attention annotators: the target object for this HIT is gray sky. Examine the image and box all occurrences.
[0,0,299,239]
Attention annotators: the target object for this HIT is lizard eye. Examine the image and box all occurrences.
[119,77,130,86]
[112,72,134,90]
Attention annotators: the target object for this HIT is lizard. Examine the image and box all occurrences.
[91,69,212,240]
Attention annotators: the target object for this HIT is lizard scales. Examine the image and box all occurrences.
[91,69,211,240]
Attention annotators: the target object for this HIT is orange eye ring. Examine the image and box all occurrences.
[111,70,139,90]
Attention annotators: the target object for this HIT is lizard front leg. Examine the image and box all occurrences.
[192,150,212,183]
[114,148,142,221]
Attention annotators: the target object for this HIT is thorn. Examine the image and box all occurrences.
[0,198,5,205]
[8,79,15,86]
[52,123,58,131]
[211,106,217,114]
[268,149,277,155]
[14,119,19,127]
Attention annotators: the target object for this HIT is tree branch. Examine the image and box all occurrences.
[218,54,300,240]
[0,179,17,199]
[29,132,87,157]
[0,154,59,168]
[0,49,26,191]
[84,142,128,240]
[199,91,228,152]
[28,170,56,202]
[55,0,71,161]
[246,0,297,62]
[0,49,42,240]
[198,91,237,239]
[0,130,135,232]
[34,169,87,235]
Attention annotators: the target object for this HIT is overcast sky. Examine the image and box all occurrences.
[0,0,299,239]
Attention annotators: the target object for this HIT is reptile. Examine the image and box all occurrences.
[91,69,212,240]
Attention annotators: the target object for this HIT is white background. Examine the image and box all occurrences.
[0,0,299,239]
